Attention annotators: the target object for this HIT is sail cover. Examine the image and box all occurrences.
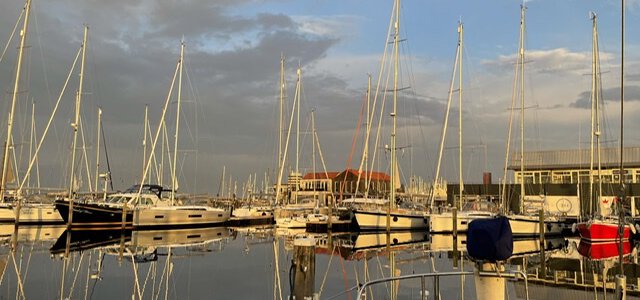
[467,216,513,262]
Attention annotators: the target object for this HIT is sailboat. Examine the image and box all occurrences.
[429,22,498,234]
[576,12,633,242]
[272,59,338,229]
[56,41,230,229]
[350,0,427,231]
[274,63,316,228]
[502,4,565,236]
[0,0,65,224]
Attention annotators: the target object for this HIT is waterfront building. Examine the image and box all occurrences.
[509,146,640,185]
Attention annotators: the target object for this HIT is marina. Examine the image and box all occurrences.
[1,0,640,298]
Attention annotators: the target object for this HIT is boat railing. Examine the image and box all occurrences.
[330,269,528,300]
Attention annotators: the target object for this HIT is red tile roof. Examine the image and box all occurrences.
[302,169,390,181]
[342,168,391,181]
[302,172,340,180]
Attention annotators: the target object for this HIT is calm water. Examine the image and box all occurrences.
[0,225,637,299]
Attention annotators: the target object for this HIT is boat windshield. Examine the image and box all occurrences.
[461,201,498,213]
[397,199,425,211]
[105,195,156,206]
[106,195,130,204]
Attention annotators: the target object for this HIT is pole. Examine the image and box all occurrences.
[94,107,102,195]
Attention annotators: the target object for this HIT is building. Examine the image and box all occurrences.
[508,146,640,185]
[507,146,640,217]
[333,169,392,198]
[290,169,392,203]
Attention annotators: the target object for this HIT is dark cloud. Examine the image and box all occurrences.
[570,85,640,108]
[0,0,350,192]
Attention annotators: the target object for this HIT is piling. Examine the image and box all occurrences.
[453,207,458,268]
[538,209,546,278]
[616,274,626,299]
[292,238,315,300]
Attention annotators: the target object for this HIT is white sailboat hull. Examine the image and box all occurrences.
[0,203,63,223]
[429,212,495,233]
[275,213,336,229]
[353,209,427,230]
[134,207,230,228]
[428,234,467,252]
[507,215,564,236]
[275,217,307,228]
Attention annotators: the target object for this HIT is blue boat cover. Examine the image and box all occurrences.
[466,216,513,262]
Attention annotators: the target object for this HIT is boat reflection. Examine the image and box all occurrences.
[577,239,633,260]
[50,227,233,256]
[509,237,640,297]
[0,224,66,247]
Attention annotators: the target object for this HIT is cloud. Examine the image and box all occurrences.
[292,15,363,39]
[481,48,613,76]
[571,85,640,108]
[3,1,640,193]
[0,0,354,192]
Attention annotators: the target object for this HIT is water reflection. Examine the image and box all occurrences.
[0,225,639,298]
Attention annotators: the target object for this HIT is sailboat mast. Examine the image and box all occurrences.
[219,165,225,197]
[142,104,148,183]
[171,41,185,205]
[312,109,316,198]
[589,13,605,217]
[274,62,299,205]
[618,0,625,277]
[68,26,88,200]
[366,74,371,179]
[458,21,464,209]
[595,31,603,210]
[295,66,301,204]
[1,0,31,199]
[388,0,400,233]
[589,14,596,216]
[518,4,526,213]
[278,54,285,182]
[27,101,35,189]
[66,25,88,227]
[94,107,102,194]
[431,23,462,209]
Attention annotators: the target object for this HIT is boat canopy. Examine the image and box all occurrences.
[124,184,168,198]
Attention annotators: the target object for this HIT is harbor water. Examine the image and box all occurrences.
[0,224,637,299]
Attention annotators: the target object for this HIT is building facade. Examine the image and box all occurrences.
[508,147,640,185]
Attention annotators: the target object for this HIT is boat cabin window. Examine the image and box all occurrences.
[462,201,497,213]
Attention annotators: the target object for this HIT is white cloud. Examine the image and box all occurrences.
[482,48,615,76]
[292,15,363,38]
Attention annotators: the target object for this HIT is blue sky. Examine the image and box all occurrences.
[238,1,639,59]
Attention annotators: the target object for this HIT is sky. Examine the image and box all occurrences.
[1,0,640,194]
